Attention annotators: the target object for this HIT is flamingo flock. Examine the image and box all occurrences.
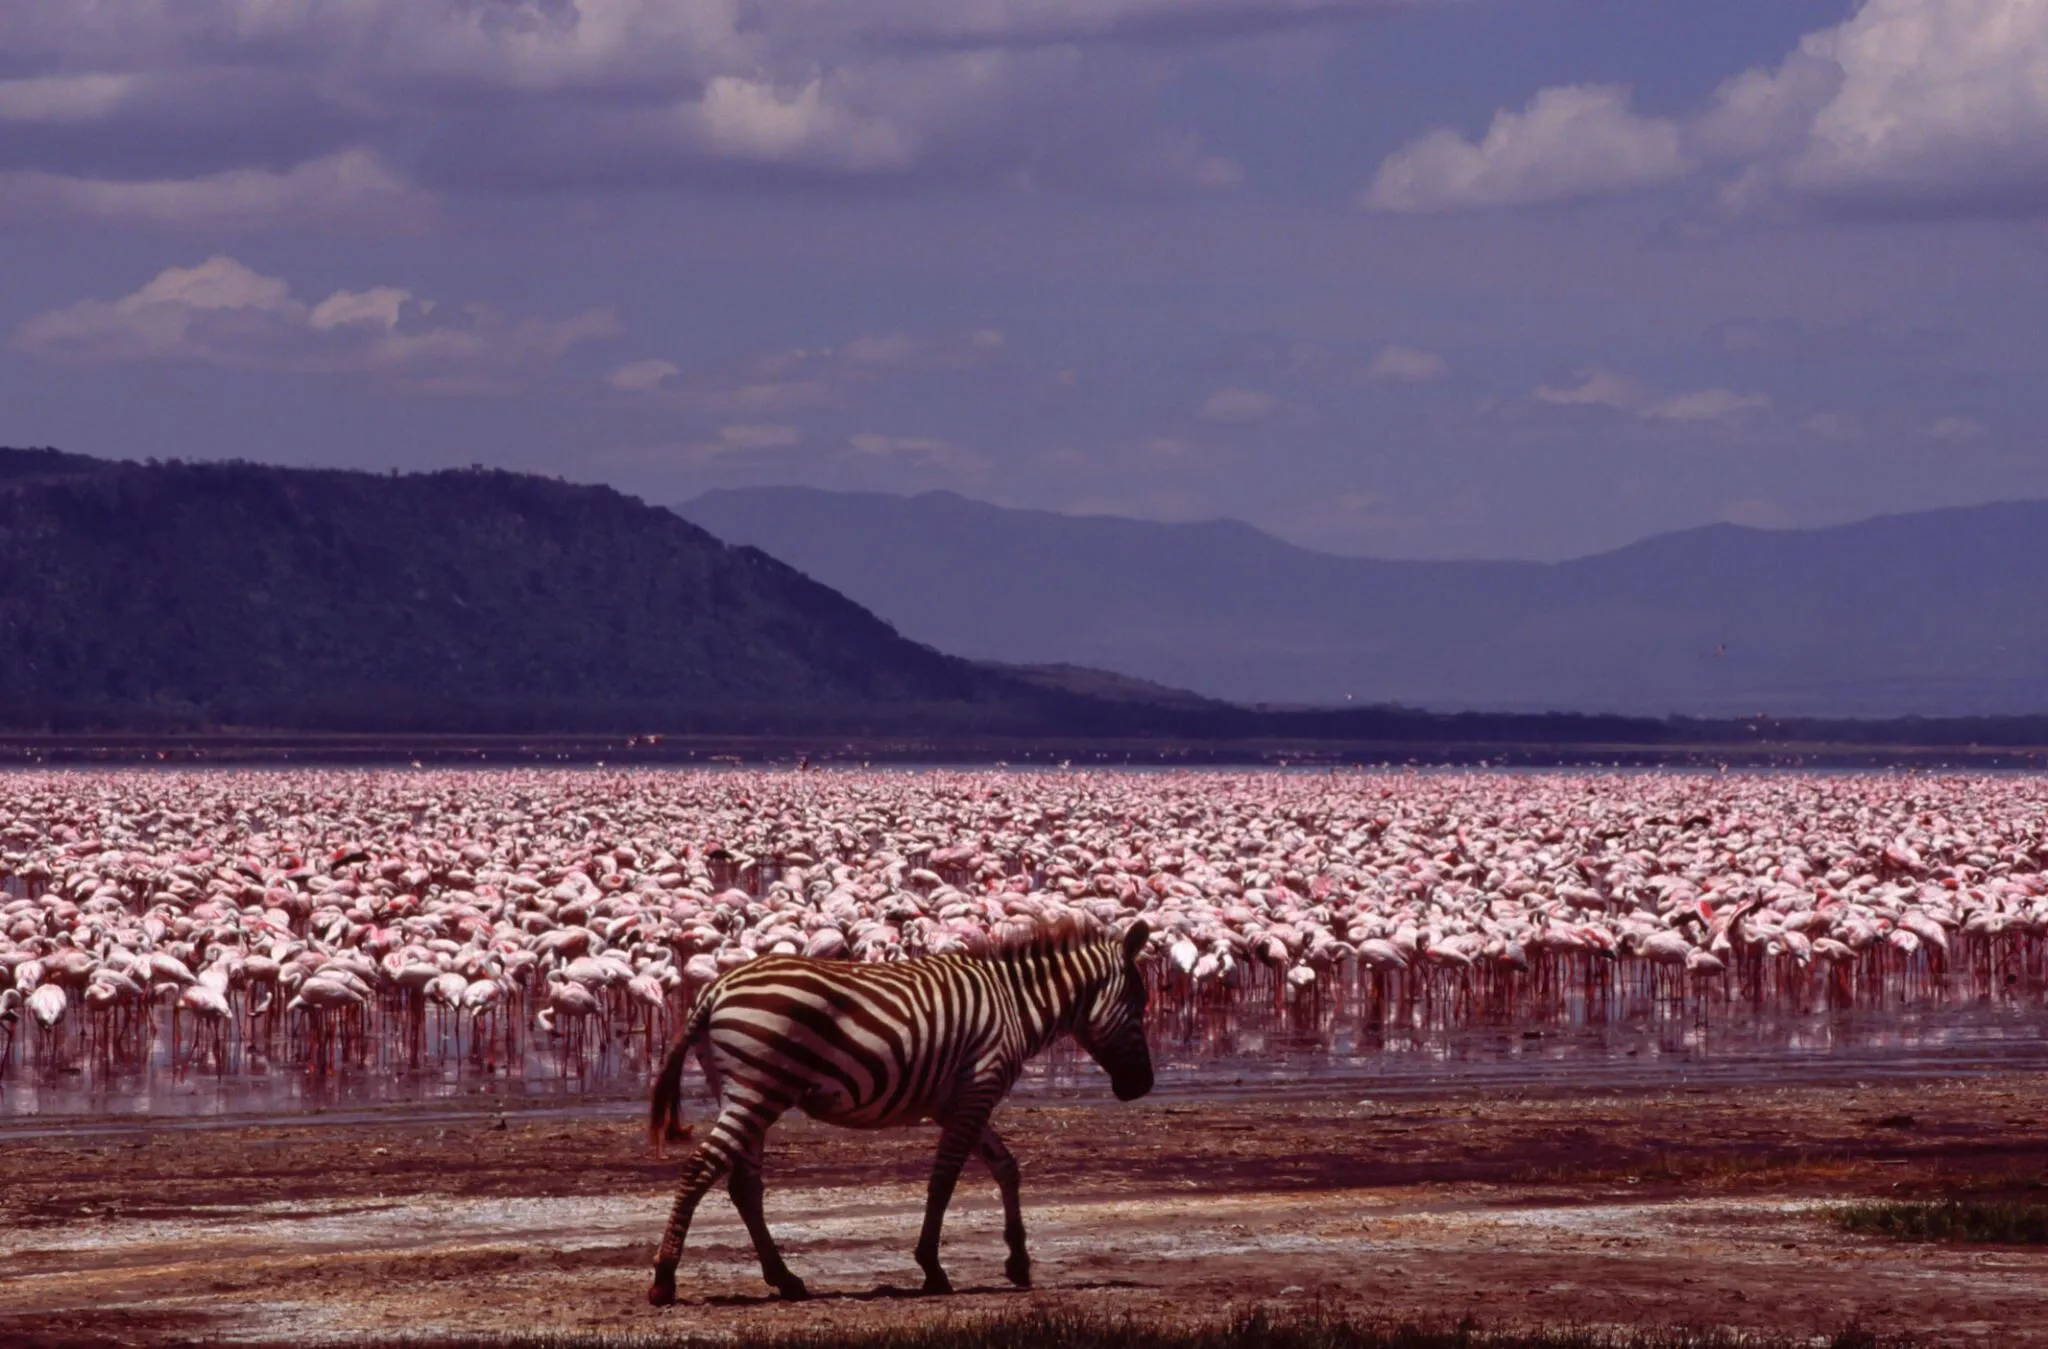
[1,767,2044,1087]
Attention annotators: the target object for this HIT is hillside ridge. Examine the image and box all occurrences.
[680,485,2048,717]
[0,450,1048,732]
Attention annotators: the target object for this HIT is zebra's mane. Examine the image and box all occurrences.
[989,913,1110,960]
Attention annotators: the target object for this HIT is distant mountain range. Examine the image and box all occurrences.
[0,449,1070,733]
[679,487,2048,717]
[5,447,2042,744]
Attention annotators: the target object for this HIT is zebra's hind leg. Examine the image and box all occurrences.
[977,1127,1030,1289]
[649,1098,781,1306]
[729,1161,808,1300]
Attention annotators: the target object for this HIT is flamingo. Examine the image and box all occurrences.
[176,983,234,1070]
[0,764,2038,1091]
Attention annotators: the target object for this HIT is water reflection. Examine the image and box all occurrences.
[7,990,2045,1123]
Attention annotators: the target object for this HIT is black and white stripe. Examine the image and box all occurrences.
[646,917,1154,1305]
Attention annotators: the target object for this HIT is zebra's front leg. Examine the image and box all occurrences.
[729,1161,809,1300]
[977,1127,1031,1289]
[914,1106,995,1294]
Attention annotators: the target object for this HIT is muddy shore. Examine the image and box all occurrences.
[4,1075,2046,1347]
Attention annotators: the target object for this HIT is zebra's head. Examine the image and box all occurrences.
[1078,921,1154,1101]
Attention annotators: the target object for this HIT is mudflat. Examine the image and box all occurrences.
[3,1075,2046,1346]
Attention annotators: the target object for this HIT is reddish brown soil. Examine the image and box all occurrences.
[3,1076,2047,1346]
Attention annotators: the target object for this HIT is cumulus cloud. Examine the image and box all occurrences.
[1366,343,1448,383]
[1364,84,1691,213]
[0,0,1405,78]
[12,256,618,390]
[1690,53,1843,166]
[0,0,1306,208]
[1356,1,2048,222]
[1705,0,2048,219]
[0,149,431,232]
[688,75,918,173]
[1534,367,1771,424]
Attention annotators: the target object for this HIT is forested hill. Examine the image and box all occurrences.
[0,449,1048,732]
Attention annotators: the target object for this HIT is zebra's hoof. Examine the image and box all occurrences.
[1005,1254,1031,1289]
[648,1270,678,1307]
[921,1271,954,1296]
[774,1276,811,1302]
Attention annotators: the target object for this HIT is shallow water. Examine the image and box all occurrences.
[6,993,2045,1127]
[7,763,2047,1127]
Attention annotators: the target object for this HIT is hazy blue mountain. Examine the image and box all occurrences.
[678,487,2048,716]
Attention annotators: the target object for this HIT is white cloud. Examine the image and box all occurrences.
[1691,54,1843,165]
[0,149,431,232]
[1534,367,1771,424]
[719,423,803,449]
[612,329,1009,413]
[849,431,958,459]
[0,73,137,123]
[1927,415,1988,444]
[1649,387,1773,423]
[1357,1,2048,222]
[11,256,617,390]
[309,287,414,332]
[690,76,918,173]
[607,359,682,394]
[0,0,1309,202]
[1364,85,1691,213]
[1534,367,1646,414]
[1198,386,1277,423]
[1706,0,2048,219]
[1366,343,1448,383]
[0,1,1407,79]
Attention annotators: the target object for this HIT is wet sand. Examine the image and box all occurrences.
[4,1074,2047,1346]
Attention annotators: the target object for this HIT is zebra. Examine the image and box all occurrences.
[645,916,1154,1306]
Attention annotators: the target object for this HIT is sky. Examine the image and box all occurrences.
[4,0,2047,561]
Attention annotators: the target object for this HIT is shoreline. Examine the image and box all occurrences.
[3,732,2048,768]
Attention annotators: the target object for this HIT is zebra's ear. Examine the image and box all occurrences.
[1122,920,1151,961]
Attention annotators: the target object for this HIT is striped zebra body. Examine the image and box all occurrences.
[646,918,1153,1305]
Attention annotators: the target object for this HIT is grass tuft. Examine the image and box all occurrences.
[347,1305,1924,1349]
[1832,1198,2048,1244]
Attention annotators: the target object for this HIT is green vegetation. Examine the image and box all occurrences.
[1832,1198,2048,1244]
[358,1306,1922,1349]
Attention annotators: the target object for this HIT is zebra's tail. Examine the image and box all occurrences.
[648,993,713,1155]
